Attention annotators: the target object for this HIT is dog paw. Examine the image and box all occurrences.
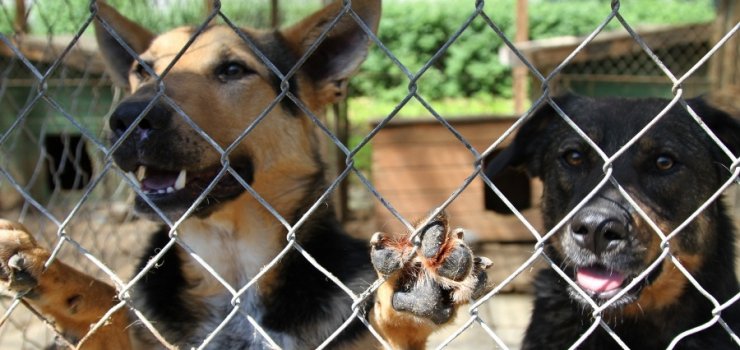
[370,212,492,325]
[0,220,48,294]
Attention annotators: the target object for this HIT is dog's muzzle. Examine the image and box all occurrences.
[108,97,254,218]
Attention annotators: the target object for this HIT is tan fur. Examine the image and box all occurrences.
[372,273,437,350]
[622,254,702,317]
[0,220,130,349]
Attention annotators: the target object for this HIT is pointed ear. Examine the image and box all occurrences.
[688,97,740,159]
[281,0,381,104]
[93,1,155,90]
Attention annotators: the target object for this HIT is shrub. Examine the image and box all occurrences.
[1,0,714,102]
[350,0,715,103]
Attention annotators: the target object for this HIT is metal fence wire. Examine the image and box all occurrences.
[0,0,738,349]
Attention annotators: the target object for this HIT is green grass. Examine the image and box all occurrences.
[347,95,516,125]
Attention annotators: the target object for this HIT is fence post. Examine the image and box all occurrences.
[709,0,739,110]
[13,0,28,33]
[513,0,528,114]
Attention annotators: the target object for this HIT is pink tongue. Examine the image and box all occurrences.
[576,267,625,293]
[142,172,176,191]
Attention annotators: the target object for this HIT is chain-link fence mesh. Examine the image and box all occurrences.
[0,0,738,349]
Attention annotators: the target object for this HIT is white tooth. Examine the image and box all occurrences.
[126,172,141,188]
[137,166,147,181]
[157,189,166,194]
[166,187,175,194]
[175,169,187,190]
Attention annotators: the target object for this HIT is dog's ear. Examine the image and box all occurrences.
[482,98,565,213]
[281,0,381,105]
[485,98,567,180]
[688,97,740,161]
[93,1,155,90]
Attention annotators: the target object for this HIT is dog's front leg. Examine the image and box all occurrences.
[0,220,131,349]
[369,212,492,350]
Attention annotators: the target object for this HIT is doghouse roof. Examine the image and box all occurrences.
[0,34,105,74]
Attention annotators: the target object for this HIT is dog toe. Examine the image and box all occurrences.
[436,240,474,281]
[420,221,447,258]
[5,253,38,292]
[370,232,404,276]
[0,221,45,293]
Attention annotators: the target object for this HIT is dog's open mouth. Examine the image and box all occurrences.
[575,265,631,300]
[123,159,254,216]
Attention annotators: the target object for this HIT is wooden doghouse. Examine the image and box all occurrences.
[0,35,116,206]
[371,117,542,242]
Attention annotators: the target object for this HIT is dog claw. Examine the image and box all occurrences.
[370,232,403,276]
[8,254,24,271]
[4,254,37,292]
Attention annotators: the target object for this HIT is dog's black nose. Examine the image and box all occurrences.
[570,209,628,254]
[109,100,171,139]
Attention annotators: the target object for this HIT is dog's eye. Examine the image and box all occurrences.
[563,150,585,167]
[216,62,253,82]
[655,155,675,171]
[133,61,153,80]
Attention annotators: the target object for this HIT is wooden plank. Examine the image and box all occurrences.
[373,177,542,209]
[375,186,487,214]
[372,143,479,169]
[374,205,542,242]
[372,118,518,146]
[373,167,480,192]
[502,23,713,69]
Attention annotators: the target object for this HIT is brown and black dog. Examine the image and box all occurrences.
[0,1,490,349]
[487,94,740,349]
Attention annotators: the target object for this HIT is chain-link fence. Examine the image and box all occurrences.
[0,0,738,349]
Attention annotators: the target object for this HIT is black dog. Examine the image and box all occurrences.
[487,94,740,349]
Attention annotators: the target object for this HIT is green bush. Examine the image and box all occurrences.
[350,0,715,102]
[1,0,715,102]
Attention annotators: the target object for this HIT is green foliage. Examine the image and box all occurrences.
[1,0,715,103]
[351,0,715,103]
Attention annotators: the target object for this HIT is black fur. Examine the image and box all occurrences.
[134,169,375,348]
[487,94,740,349]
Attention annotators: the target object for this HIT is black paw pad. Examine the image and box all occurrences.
[370,232,403,276]
[420,221,446,258]
[437,242,473,281]
[392,277,454,325]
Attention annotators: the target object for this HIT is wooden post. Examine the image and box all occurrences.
[14,0,28,33]
[271,0,280,28]
[513,0,529,114]
[319,0,349,222]
[333,102,350,223]
[203,0,216,14]
[708,0,739,114]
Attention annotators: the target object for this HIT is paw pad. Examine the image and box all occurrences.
[370,211,492,324]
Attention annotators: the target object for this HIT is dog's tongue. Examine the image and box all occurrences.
[142,169,177,191]
[576,267,625,293]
